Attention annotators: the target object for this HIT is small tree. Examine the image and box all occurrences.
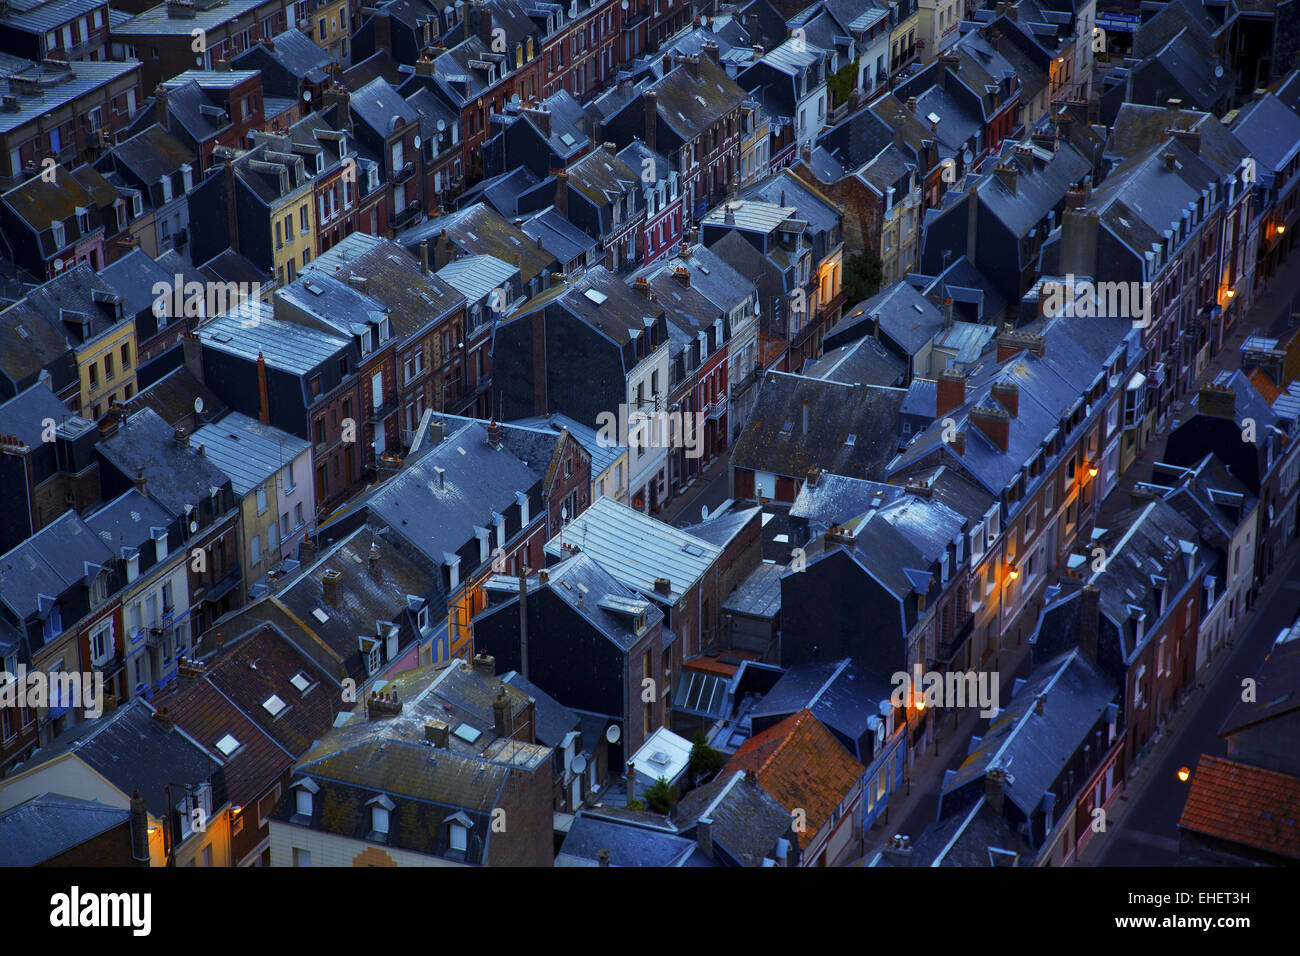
[689,732,725,781]
[645,776,677,814]
[828,60,859,110]
[844,250,884,304]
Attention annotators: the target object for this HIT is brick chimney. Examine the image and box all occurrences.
[155,84,169,128]
[1078,584,1100,665]
[151,707,174,733]
[322,567,342,606]
[1198,383,1236,418]
[425,720,450,747]
[472,653,496,676]
[367,542,382,582]
[994,162,1018,195]
[990,381,1019,417]
[970,405,1011,452]
[182,331,204,383]
[996,330,1046,361]
[937,368,966,416]
[493,688,511,737]
[697,817,714,858]
[130,790,150,865]
[644,90,658,152]
[985,767,1007,814]
[134,467,148,497]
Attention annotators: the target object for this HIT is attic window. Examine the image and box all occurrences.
[216,733,241,756]
[262,694,288,717]
[311,608,329,623]
[290,671,313,693]
[782,420,794,433]
[845,433,857,446]
[584,288,608,305]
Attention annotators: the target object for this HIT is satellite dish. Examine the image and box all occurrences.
[303,89,312,102]
[54,259,64,272]
[196,57,203,66]
[194,396,204,414]
[701,505,709,521]
[572,753,588,774]
[605,724,621,744]
[189,520,198,533]
[1214,65,1224,79]
[436,119,446,132]
[962,148,974,165]
[414,135,422,149]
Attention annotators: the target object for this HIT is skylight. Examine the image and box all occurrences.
[312,608,329,624]
[584,288,608,304]
[216,733,240,756]
[263,694,288,717]
[290,671,312,693]
[454,723,482,744]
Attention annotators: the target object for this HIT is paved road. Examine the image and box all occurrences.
[1096,545,1300,865]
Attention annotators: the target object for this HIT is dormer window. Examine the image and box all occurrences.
[378,316,390,341]
[126,551,140,582]
[417,605,430,634]
[131,191,143,218]
[292,778,319,818]
[361,329,373,354]
[181,163,193,191]
[153,529,168,562]
[75,206,90,233]
[367,794,394,837]
[160,176,173,203]
[51,220,66,248]
[446,812,472,854]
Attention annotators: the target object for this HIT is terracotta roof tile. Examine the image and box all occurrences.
[1178,755,1300,860]
[1249,367,1281,405]
[724,709,864,843]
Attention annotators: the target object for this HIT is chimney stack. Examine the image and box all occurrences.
[420,240,430,274]
[493,688,511,738]
[986,767,1007,815]
[134,467,148,497]
[425,720,450,747]
[626,762,637,804]
[152,707,174,733]
[597,848,611,866]
[995,162,1018,195]
[990,381,1019,417]
[936,368,966,416]
[970,405,1011,452]
[881,834,914,866]
[182,331,204,384]
[697,817,714,859]
[555,168,569,218]
[1198,383,1236,419]
[322,568,342,606]
[802,398,809,435]
[367,542,382,582]
[130,790,150,864]
[472,653,496,676]
[653,577,671,595]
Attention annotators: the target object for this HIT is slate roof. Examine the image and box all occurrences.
[190,411,310,497]
[507,413,626,477]
[18,697,224,818]
[725,709,864,845]
[1178,756,1300,861]
[232,29,332,84]
[648,55,747,144]
[791,474,907,534]
[544,496,720,605]
[107,123,195,188]
[96,407,233,519]
[751,658,892,762]
[671,769,793,866]
[1218,619,1300,738]
[360,420,542,567]
[398,203,557,284]
[485,552,666,653]
[558,811,702,866]
[500,669,580,747]
[98,247,206,324]
[122,365,228,429]
[0,509,114,621]
[505,265,663,349]
[268,524,438,683]
[721,560,783,619]
[833,283,945,357]
[0,793,132,866]
[1232,94,1300,174]
[84,488,171,557]
[198,305,350,376]
[0,380,74,447]
[730,371,905,482]
[0,297,75,392]
[680,505,761,550]
[0,54,141,136]
[350,76,420,139]
[804,336,907,389]
[943,649,1116,817]
[436,254,519,306]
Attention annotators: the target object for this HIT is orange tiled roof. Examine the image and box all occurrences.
[1249,368,1281,405]
[725,709,865,843]
[1178,755,1300,860]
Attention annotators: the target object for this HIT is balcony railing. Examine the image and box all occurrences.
[706,394,728,420]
